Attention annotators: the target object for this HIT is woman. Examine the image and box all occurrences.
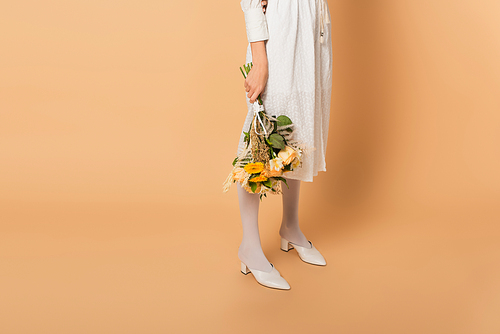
[236,0,332,290]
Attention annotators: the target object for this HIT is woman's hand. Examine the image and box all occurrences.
[245,63,268,104]
[261,0,267,13]
[245,41,268,104]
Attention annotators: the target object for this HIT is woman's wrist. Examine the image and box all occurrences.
[250,41,268,66]
[252,59,268,68]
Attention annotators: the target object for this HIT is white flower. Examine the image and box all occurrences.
[269,157,284,171]
[278,145,299,165]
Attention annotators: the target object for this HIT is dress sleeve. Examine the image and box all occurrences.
[240,0,269,43]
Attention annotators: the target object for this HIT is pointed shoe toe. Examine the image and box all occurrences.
[240,262,291,290]
[281,237,327,266]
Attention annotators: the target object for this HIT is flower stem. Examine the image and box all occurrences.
[240,66,247,79]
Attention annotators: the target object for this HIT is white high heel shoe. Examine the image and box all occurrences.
[280,237,327,266]
[240,261,291,290]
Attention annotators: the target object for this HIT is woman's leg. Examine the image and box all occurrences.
[279,178,311,248]
[237,183,273,272]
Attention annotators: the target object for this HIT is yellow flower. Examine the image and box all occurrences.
[249,175,268,182]
[291,156,300,169]
[278,146,299,165]
[244,162,264,174]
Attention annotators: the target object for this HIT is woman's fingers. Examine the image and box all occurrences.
[246,84,254,103]
[249,91,255,104]
[249,89,261,104]
[247,86,254,102]
[248,86,262,104]
[261,1,267,13]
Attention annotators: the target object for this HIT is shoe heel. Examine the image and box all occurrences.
[241,261,250,275]
[280,237,293,252]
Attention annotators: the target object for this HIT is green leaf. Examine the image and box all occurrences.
[249,181,257,193]
[268,134,285,150]
[263,179,272,188]
[277,115,292,127]
[232,157,238,166]
[274,177,289,189]
[277,115,293,133]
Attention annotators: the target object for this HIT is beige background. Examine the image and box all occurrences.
[1,0,499,333]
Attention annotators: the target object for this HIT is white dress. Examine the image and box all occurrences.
[236,0,333,182]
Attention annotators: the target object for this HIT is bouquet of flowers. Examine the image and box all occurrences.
[222,63,314,200]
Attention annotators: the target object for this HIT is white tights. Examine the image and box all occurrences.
[237,178,311,273]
